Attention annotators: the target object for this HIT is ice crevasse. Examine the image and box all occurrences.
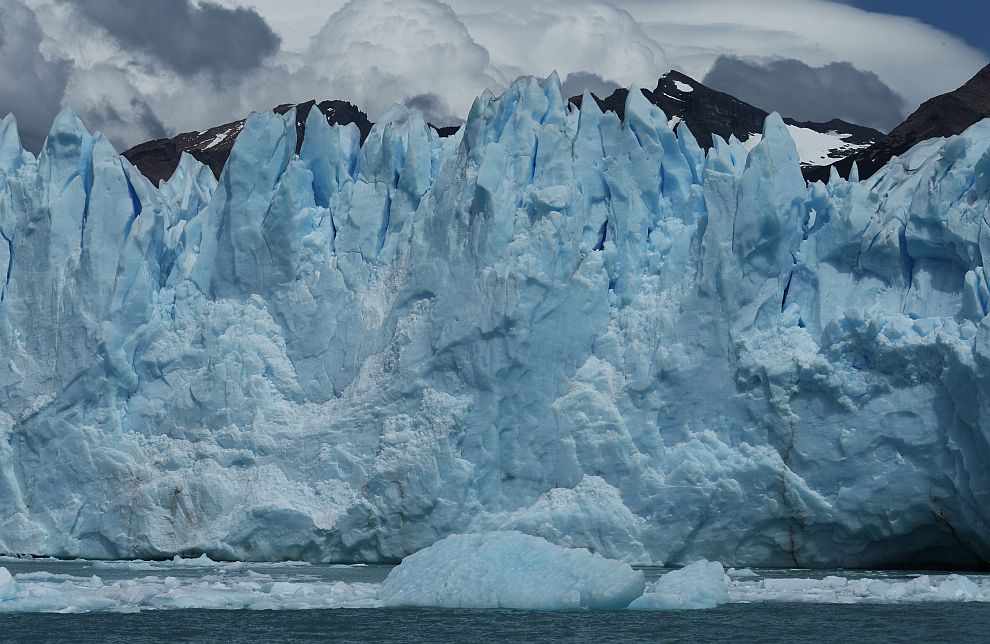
[1,73,990,567]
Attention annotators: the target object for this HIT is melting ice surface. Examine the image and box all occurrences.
[0,531,987,613]
[379,531,645,609]
[2,73,990,569]
[628,559,729,610]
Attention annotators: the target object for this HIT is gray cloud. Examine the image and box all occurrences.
[61,63,177,151]
[560,71,621,99]
[703,56,907,132]
[66,0,280,77]
[79,96,168,150]
[0,0,73,152]
[403,93,462,127]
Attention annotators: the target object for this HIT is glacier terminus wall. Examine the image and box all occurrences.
[1,75,990,568]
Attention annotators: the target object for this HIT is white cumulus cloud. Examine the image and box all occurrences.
[451,0,669,89]
[304,0,500,124]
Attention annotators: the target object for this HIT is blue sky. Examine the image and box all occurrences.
[840,1,990,57]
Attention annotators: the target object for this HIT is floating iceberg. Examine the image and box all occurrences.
[628,560,729,610]
[380,531,644,609]
[727,567,759,578]
[1,73,990,567]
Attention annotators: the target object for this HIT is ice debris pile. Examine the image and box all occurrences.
[2,73,990,567]
[379,531,644,609]
[0,563,380,612]
[730,572,986,604]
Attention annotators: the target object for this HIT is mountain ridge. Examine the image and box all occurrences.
[805,62,990,182]
[124,71,885,185]
[571,71,879,150]
[123,64,990,188]
[124,99,374,185]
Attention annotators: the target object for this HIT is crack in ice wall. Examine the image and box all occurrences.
[1,74,989,568]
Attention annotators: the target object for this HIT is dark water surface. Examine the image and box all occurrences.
[1,603,988,643]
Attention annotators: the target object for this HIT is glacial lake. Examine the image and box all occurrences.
[0,558,988,643]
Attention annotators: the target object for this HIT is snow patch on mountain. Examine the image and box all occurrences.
[744,125,872,165]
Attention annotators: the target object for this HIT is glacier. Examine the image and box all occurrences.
[1,73,990,568]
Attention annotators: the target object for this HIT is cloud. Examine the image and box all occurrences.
[64,0,280,76]
[403,94,462,126]
[18,0,302,150]
[299,0,669,126]
[63,64,168,150]
[452,0,669,89]
[0,0,72,152]
[827,0,990,58]
[623,0,987,111]
[4,0,988,156]
[212,0,348,54]
[703,56,906,131]
[305,0,499,124]
[560,72,622,100]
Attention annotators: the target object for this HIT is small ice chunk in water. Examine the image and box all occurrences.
[877,574,984,602]
[628,560,729,610]
[728,567,758,578]
[172,554,218,567]
[93,561,157,571]
[934,575,983,602]
[380,531,645,610]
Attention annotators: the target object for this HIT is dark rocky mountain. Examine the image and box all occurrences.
[570,70,883,173]
[805,63,990,183]
[126,70,886,185]
[124,100,374,185]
